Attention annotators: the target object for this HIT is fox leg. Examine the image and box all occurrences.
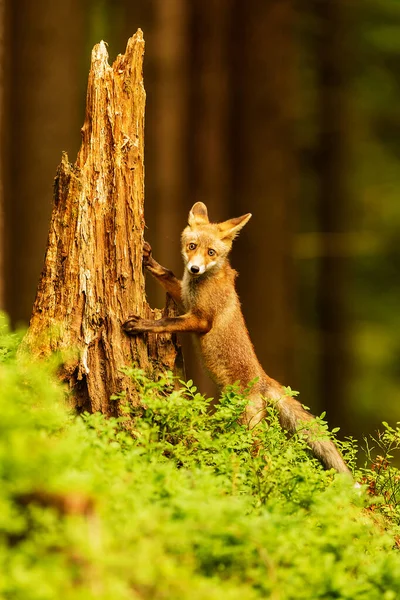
[143,242,183,308]
[123,312,210,335]
[240,378,280,429]
[242,392,267,429]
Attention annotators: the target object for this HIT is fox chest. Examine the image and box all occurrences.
[181,284,197,312]
[181,279,215,316]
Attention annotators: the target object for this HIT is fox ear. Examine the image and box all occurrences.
[218,213,252,240]
[188,202,209,227]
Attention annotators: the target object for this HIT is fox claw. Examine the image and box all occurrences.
[143,241,152,266]
[123,315,146,334]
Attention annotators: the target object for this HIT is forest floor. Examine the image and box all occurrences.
[1,313,400,600]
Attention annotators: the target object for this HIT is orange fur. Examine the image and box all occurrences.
[123,202,350,475]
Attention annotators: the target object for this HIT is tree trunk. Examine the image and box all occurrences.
[146,0,189,302]
[188,0,231,219]
[22,32,182,415]
[230,0,297,386]
[314,0,352,432]
[5,0,85,324]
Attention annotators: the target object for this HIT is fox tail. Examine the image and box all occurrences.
[276,394,351,475]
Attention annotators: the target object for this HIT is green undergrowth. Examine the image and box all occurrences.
[1,314,400,599]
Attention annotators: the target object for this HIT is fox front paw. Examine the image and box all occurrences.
[143,241,153,267]
[123,314,149,334]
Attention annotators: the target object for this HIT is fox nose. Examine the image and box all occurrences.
[190,265,200,274]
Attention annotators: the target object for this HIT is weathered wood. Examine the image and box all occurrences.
[22,31,182,414]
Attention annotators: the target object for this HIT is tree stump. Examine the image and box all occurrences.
[22,30,182,414]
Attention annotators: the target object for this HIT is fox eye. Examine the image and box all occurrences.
[208,249,216,257]
[188,243,197,251]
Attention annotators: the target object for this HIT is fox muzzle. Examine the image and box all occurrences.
[187,261,205,275]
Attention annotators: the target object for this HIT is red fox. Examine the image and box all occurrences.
[124,202,350,475]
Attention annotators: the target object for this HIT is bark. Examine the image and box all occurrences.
[22,32,182,415]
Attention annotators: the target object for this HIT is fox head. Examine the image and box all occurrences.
[181,202,252,276]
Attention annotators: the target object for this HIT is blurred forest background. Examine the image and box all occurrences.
[0,0,399,445]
